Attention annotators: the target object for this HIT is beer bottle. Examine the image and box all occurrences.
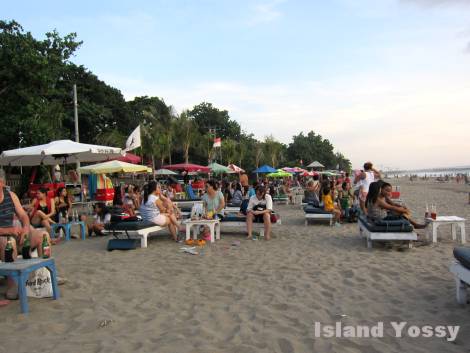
[424,203,429,219]
[41,234,51,259]
[5,236,14,262]
[21,233,31,259]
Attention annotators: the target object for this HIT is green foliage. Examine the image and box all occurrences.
[0,20,351,172]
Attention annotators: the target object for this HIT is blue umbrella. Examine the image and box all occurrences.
[253,165,277,173]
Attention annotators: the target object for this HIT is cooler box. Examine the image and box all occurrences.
[95,188,115,202]
[391,191,400,199]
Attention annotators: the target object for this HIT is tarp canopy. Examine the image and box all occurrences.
[78,160,151,174]
[208,162,233,174]
[115,152,141,164]
[267,169,293,178]
[253,165,277,173]
[162,163,211,173]
[0,140,122,166]
[307,161,325,168]
[227,164,245,173]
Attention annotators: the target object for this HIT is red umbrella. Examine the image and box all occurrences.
[114,152,141,164]
[162,163,211,173]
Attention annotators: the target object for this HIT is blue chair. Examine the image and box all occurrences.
[0,258,60,314]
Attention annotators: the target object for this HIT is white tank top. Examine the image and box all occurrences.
[360,171,375,193]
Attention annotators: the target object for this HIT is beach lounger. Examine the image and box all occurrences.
[358,215,417,249]
[449,247,470,304]
[272,195,289,205]
[105,221,165,248]
[220,214,281,237]
[304,205,333,226]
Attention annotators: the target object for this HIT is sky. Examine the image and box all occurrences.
[3,0,470,170]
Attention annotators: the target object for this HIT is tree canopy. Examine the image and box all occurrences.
[0,20,351,172]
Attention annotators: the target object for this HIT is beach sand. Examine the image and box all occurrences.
[1,179,469,353]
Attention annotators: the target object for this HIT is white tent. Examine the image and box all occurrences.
[307,161,325,169]
[0,140,123,166]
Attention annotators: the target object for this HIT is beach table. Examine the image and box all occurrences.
[426,216,466,244]
[50,221,86,241]
[174,200,203,209]
[0,258,60,314]
[183,219,220,243]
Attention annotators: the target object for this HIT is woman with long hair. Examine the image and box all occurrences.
[29,188,56,233]
[140,181,179,241]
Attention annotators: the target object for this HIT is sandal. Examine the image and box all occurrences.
[0,299,10,307]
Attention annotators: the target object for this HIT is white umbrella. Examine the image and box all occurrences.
[154,168,177,175]
[0,140,123,166]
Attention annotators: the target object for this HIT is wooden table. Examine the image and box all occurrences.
[426,216,466,244]
[183,219,220,243]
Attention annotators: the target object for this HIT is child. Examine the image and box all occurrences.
[322,187,341,226]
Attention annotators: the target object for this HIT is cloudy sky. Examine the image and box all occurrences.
[4,0,470,169]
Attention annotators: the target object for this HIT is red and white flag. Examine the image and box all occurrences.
[213,137,221,148]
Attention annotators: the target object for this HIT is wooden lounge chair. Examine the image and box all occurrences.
[358,215,417,249]
[450,247,470,304]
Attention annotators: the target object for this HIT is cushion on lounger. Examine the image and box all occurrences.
[175,198,202,202]
[359,215,413,233]
[106,221,159,231]
[454,247,470,270]
[303,206,331,214]
[180,207,192,213]
[222,215,247,222]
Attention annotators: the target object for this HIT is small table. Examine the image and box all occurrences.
[50,221,86,241]
[426,216,466,244]
[0,258,60,314]
[293,194,304,205]
[184,219,220,243]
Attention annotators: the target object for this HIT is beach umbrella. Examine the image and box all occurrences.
[208,162,233,174]
[0,139,122,166]
[162,163,211,173]
[154,168,177,175]
[253,165,277,173]
[267,169,293,178]
[78,160,151,174]
[115,152,141,164]
[227,164,245,173]
[307,161,325,169]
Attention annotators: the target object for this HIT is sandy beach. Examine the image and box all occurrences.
[1,178,469,353]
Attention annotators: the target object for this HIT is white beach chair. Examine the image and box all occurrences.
[358,216,417,249]
[449,247,470,304]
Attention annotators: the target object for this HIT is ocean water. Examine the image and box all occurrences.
[388,168,470,178]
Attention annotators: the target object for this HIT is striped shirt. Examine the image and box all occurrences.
[0,188,14,228]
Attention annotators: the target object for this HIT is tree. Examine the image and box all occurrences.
[173,110,198,164]
[262,135,285,167]
[188,102,241,140]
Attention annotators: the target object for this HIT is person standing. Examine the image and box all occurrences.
[358,162,381,214]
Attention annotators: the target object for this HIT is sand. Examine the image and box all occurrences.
[1,178,469,353]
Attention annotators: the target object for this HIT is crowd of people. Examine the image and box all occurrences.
[0,162,431,305]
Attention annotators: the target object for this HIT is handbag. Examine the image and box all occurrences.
[26,267,53,298]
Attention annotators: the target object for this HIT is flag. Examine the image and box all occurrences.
[213,137,221,148]
[125,125,141,151]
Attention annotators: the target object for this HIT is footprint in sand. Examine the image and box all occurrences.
[278,338,295,353]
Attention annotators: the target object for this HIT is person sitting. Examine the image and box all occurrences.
[29,187,56,234]
[87,203,111,236]
[230,182,243,207]
[139,181,179,241]
[0,170,50,301]
[304,180,320,207]
[54,187,71,223]
[123,185,137,216]
[322,186,341,226]
[338,181,358,222]
[366,182,426,229]
[280,180,293,203]
[202,180,225,219]
[246,186,273,240]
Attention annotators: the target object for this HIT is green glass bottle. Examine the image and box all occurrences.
[22,233,31,259]
[41,234,51,259]
[5,236,14,262]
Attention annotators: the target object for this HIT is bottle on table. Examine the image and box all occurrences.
[4,236,14,262]
[21,233,31,259]
[430,204,437,220]
[41,234,51,259]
